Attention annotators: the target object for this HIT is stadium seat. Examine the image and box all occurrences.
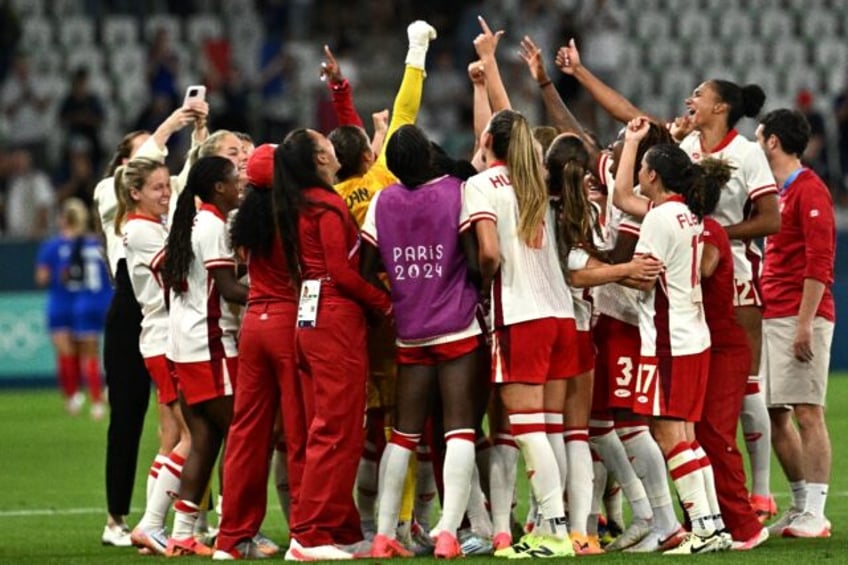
[716,10,752,41]
[108,46,146,83]
[687,43,725,70]
[102,16,140,48]
[50,0,85,18]
[220,0,258,18]
[634,12,671,43]
[660,66,696,107]
[782,65,820,101]
[770,41,807,69]
[10,0,45,17]
[64,46,105,76]
[678,11,712,40]
[802,9,837,40]
[619,67,656,104]
[729,40,765,71]
[703,65,736,82]
[144,14,182,43]
[30,50,62,77]
[743,68,779,103]
[758,9,793,39]
[58,17,95,49]
[814,39,848,73]
[645,40,684,70]
[186,14,224,47]
[20,18,53,52]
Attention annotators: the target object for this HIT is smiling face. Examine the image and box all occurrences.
[217,162,242,213]
[131,166,171,217]
[685,81,724,130]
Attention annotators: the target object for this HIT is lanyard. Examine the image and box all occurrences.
[780,167,806,195]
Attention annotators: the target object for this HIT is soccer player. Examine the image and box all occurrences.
[614,117,733,554]
[756,109,836,538]
[361,125,482,559]
[161,156,247,557]
[557,43,780,520]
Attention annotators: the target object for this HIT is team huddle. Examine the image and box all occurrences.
[92,15,836,561]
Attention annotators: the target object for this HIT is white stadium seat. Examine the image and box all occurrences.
[58,17,95,49]
[102,16,140,48]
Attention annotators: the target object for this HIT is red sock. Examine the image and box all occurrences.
[58,354,80,398]
[82,356,103,402]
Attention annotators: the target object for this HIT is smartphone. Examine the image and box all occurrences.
[183,85,206,107]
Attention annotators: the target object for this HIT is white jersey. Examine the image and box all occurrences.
[94,177,123,277]
[593,152,643,326]
[123,214,169,358]
[567,248,593,331]
[634,196,710,357]
[167,205,239,363]
[462,164,573,327]
[679,129,777,282]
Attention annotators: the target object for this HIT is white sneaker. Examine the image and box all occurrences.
[663,532,725,555]
[731,527,769,550]
[284,538,353,561]
[67,392,85,416]
[606,518,652,551]
[253,531,280,556]
[768,507,803,536]
[130,525,167,554]
[213,539,270,560]
[458,529,493,555]
[622,525,685,553]
[337,539,372,557]
[101,523,132,547]
[90,402,106,421]
[783,512,832,538]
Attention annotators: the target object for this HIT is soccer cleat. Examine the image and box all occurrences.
[662,531,726,555]
[434,531,463,559]
[494,533,533,559]
[101,523,133,547]
[165,536,214,557]
[731,527,769,551]
[253,532,280,556]
[284,538,354,561]
[459,529,493,555]
[370,534,413,558]
[767,507,803,536]
[750,494,778,523]
[90,402,106,421]
[605,518,652,551]
[492,531,513,552]
[131,526,168,555]
[623,525,686,553]
[509,533,575,559]
[360,519,377,542]
[782,512,832,538]
[571,533,604,555]
[337,539,372,558]
[67,392,85,416]
[410,520,435,555]
[212,539,270,560]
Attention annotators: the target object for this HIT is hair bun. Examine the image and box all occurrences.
[246,143,277,190]
[741,84,766,118]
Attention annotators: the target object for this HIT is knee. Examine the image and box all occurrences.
[794,405,826,432]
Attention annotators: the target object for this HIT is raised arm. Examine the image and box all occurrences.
[321,45,364,128]
[468,60,491,150]
[556,38,660,125]
[474,16,510,112]
[369,110,389,159]
[613,117,653,218]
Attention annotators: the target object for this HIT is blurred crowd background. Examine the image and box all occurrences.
[1,0,848,240]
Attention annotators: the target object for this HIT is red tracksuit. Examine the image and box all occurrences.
[217,239,302,552]
[289,187,392,547]
[695,218,761,541]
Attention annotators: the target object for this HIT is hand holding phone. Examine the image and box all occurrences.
[183,85,206,107]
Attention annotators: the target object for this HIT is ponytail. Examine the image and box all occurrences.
[113,165,129,236]
[161,188,197,294]
[711,79,766,129]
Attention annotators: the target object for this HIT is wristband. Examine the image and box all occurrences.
[538,79,552,88]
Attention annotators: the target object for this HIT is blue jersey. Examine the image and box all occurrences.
[36,236,78,331]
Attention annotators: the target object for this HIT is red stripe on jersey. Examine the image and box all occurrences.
[205,259,236,268]
[669,459,703,480]
[619,223,640,236]
[744,244,762,298]
[653,273,671,356]
[467,212,497,225]
[749,184,778,200]
[658,354,673,416]
[150,247,166,271]
[360,230,377,247]
[701,128,738,154]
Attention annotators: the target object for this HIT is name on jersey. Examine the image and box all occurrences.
[345,187,371,210]
[391,244,445,280]
[489,173,512,189]
[676,212,699,229]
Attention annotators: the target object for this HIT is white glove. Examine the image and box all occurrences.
[405,20,437,71]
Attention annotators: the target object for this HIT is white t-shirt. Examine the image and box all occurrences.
[679,129,777,282]
[93,177,124,276]
[634,197,711,357]
[462,164,573,327]
[0,77,50,144]
[123,214,169,357]
[5,171,54,237]
[167,206,239,363]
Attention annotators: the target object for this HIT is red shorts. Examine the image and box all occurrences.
[144,355,178,405]
[575,330,595,375]
[173,356,238,406]
[592,315,641,412]
[396,335,482,366]
[733,278,762,308]
[492,317,578,384]
[632,350,710,421]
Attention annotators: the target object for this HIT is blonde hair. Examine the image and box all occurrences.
[495,112,548,245]
[61,198,90,235]
[188,129,235,166]
[113,157,168,235]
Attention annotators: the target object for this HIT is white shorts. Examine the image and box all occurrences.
[762,316,833,407]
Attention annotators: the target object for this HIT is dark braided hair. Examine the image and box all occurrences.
[230,186,274,257]
[162,156,236,294]
[386,125,433,188]
[710,80,766,129]
[645,144,733,220]
[328,125,370,181]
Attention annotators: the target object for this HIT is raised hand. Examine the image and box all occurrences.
[473,15,504,60]
[669,114,695,141]
[372,109,389,134]
[467,60,486,86]
[555,38,582,75]
[320,44,343,83]
[519,36,550,84]
[624,116,651,143]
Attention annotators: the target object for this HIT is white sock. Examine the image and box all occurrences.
[172,499,200,540]
[414,444,437,531]
[273,444,291,524]
[790,480,808,510]
[741,377,771,497]
[590,421,652,521]
[804,483,829,517]
[466,462,494,537]
[564,428,593,536]
[544,412,567,495]
[139,451,183,530]
[510,412,568,539]
[433,430,475,536]
[376,430,419,538]
[490,433,519,536]
[356,441,379,530]
[604,481,624,530]
[692,442,724,530]
[619,424,678,534]
[666,442,714,537]
[589,449,606,536]
[146,454,168,505]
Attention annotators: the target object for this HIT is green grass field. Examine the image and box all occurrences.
[1,377,846,564]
